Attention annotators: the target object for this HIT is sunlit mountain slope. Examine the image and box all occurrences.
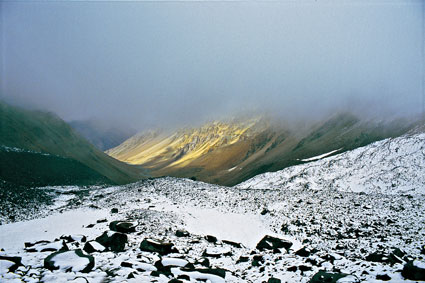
[107,113,416,186]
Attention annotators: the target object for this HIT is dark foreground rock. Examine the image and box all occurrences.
[256,235,292,252]
[309,271,358,283]
[140,239,178,255]
[44,249,94,273]
[95,231,127,252]
[0,256,23,272]
[402,260,425,281]
[109,221,137,233]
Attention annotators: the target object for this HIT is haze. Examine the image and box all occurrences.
[1,0,423,131]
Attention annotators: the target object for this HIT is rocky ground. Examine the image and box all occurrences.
[1,132,425,282]
[0,177,424,282]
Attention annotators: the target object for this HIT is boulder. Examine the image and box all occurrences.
[0,256,23,272]
[83,241,106,253]
[140,239,178,255]
[202,247,232,258]
[309,271,358,283]
[95,231,127,252]
[175,230,190,237]
[402,260,425,281]
[109,221,137,233]
[256,235,292,252]
[44,249,94,273]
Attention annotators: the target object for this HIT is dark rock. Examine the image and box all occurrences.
[287,266,297,272]
[196,258,210,267]
[83,241,106,253]
[309,271,352,283]
[127,272,135,279]
[223,240,242,248]
[236,256,249,263]
[24,240,50,248]
[256,235,292,251]
[96,231,128,252]
[177,275,191,280]
[175,230,189,237]
[261,208,270,215]
[85,224,95,228]
[140,239,178,255]
[252,255,264,267]
[205,235,217,243]
[111,208,118,213]
[44,249,94,273]
[376,274,391,281]
[97,219,107,223]
[25,240,68,253]
[168,279,183,283]
[0,256,23,272]
[299,265,312,272]
[402,260,425,281]
[121,261,133,268]
[268,278,281,283]
[295,247,311,257]
[202,248,232,258]
[109,221,137,233]
[181,268,226,278]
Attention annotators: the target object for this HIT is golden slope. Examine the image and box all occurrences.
[106,117,267,171]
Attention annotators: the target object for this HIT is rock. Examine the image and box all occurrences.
[203,247,232,258]
[44,249,94,273]
[287,266,297,272]
[60,235,87,243]
[223,240,242,248]
[175,230,189,237]
[309,271,357,283]
[168,279,183,283]
[121,261,133,268]
[111,208,118,213]
[109,220,137,233]
[256,235,292,252]
[96,219,108,223]
[205,235,217,243]
[236,256,249,263]
[295,247,311,257]
[402,260,425,281]
[83,241,106,253]
[25,240,68,253]
[376,274,391,281]
[95,231,128,252]
[182,268,226,278]
[268,278,281,283]
[0,255,23,272]
[140,239,178,255]
[252,255,264,267]
[366,250,403,265]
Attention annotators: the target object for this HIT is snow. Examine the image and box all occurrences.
[1,131,425,282]
[0,260,14,274]
[161,257,188,267]
[413,260,425,269]
[0,208,107,251]
[228,166,238,172]
[300,148,342,161]
[171,267,225,283]
[183,207,270,248]
[49,251,90,272]
[238,133,425,194]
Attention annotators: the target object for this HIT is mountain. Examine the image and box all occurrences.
[238,126,425,194]
[107,113,417,186]
[1,130,424,282]
[0,102,146,186]
[69,120,136,151]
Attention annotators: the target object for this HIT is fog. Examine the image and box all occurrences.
[1,0,423,130]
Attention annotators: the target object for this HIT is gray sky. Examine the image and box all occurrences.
[1,0,424,130]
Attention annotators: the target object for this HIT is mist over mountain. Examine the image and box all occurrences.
[1,1,423,131]
[69,120,136,151]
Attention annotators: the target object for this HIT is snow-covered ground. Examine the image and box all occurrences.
[1,131,425,282]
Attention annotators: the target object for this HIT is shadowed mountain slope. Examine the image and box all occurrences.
[0,102,146,186]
